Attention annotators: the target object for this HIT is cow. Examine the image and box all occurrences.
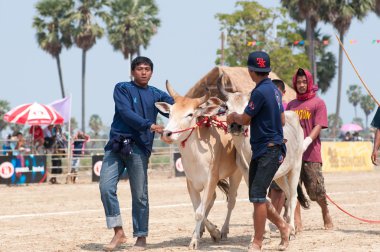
[155,81,243,249]
[216,78,309,236]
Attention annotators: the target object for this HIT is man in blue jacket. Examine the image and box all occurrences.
[99,56,174,251]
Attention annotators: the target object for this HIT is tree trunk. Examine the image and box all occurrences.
[365,114,368,129]
[354,106,357,118]
[306,18,313,72]
[309,19,317,86]
[56,55,66,98]
[333,32,344,138]
[81,50,87,133]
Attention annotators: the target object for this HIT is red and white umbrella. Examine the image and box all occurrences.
[4,102,64,125]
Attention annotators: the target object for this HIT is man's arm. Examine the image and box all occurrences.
[114,84,153,131]
[372,129,380,165]
[226,112,251,126]
[281,112,285,126]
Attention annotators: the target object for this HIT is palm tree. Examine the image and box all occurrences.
[296,28,336,93]
[281,0,330,84]
[69,0,108,133]
[33,0,74,98]
[322,0,374,135]
[89,114,103,138]
[0,100,11,135]
[346,84,362,118]
[360,95,376,129]
[106,0,160,68]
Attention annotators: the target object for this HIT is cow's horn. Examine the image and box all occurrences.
[216,74,229,100]
[195,91,210,107]
[166,80,179,100]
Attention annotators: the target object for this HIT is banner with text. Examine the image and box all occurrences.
[322,142,373,172]
[0,155,47,184]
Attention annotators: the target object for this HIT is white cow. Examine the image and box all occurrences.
[155,81,243,249]
[216,78,309,236]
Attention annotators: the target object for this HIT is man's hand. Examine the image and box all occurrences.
[303,136,313,152]
[371,150,379,166]
[226,112,237,125]
[150,124,165,134]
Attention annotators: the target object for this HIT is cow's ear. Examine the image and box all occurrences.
[202,105,220,117]
[155,102,172,114]
[207,97,224,106]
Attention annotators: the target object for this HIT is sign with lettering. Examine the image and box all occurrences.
[322,142,373,172]
[0,155,47,184]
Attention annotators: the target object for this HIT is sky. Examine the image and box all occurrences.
[0,0,379,136]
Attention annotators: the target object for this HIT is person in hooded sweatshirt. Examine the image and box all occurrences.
[286,68,333,232]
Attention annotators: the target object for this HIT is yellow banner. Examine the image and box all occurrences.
[322,141,373,172]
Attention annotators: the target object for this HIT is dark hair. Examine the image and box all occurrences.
[272,79,285,92]
[254,71,269,77]
[296,68,306,77]
[131,56,153,71]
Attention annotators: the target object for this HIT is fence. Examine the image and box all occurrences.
[0,136,179,183]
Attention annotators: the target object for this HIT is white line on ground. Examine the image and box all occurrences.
[0,190,378,220]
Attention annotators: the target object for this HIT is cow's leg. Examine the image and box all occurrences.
[236,153,249,186]
[201,192,217,238]
[275,176,296,238]
[186,178,202,250]
[220,169,242,240]
[195,176,220,243]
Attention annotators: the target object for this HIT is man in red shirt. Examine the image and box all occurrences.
[287,68,333,232]
[29,125,44,151]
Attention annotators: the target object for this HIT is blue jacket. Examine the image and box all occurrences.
[105,81,174,156]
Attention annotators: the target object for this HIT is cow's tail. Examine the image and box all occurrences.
[217,179,230,201]
[297,183,310,209]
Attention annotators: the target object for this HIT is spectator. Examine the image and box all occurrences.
[71,130,90,176]
[343,132,352,141]
[2,134,12,156]
[29,125,44,153]
[352,131,362,141]
[43,125,55,151]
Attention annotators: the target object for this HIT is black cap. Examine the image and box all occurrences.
[247,51,271,72]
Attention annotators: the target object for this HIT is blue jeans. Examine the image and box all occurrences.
[99,145,149,237]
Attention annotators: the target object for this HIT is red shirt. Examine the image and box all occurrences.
[287,96,328,163]
[29,126,44,140]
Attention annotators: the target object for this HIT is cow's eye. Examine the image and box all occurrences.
[187,113,193,117]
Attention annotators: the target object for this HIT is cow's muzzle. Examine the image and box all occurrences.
[229,123,244,135]
[161,130,173,144]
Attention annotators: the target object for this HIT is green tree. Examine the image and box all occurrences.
[106,0,160,64]
[346,84,362,118]
[322,0,374,134]
[89,114,103,137]
[352,117,363,128]
[360,95,376,129]
[70,117,79,135]
[0,100,11,136]
[281,0,330,84]
[215,1,309,85]
[69,0,108,132]
[294,28,336,93]
[33,0,74,98]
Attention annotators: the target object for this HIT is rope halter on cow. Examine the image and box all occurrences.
[170,115,228,148]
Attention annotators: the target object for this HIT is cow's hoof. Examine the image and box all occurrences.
[188,238,199,250]
[221,232,228,241]
[210,228,221,242]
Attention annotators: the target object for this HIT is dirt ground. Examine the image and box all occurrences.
[1,168,380,252]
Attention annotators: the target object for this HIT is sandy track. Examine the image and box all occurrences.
[1,169,380,252]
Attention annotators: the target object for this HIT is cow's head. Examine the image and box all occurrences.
[217,75,250,135]
[155,81,220,144]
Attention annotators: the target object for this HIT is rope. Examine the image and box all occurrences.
[326,194,380,224]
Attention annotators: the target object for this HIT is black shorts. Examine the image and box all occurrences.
[249,145,281,203]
